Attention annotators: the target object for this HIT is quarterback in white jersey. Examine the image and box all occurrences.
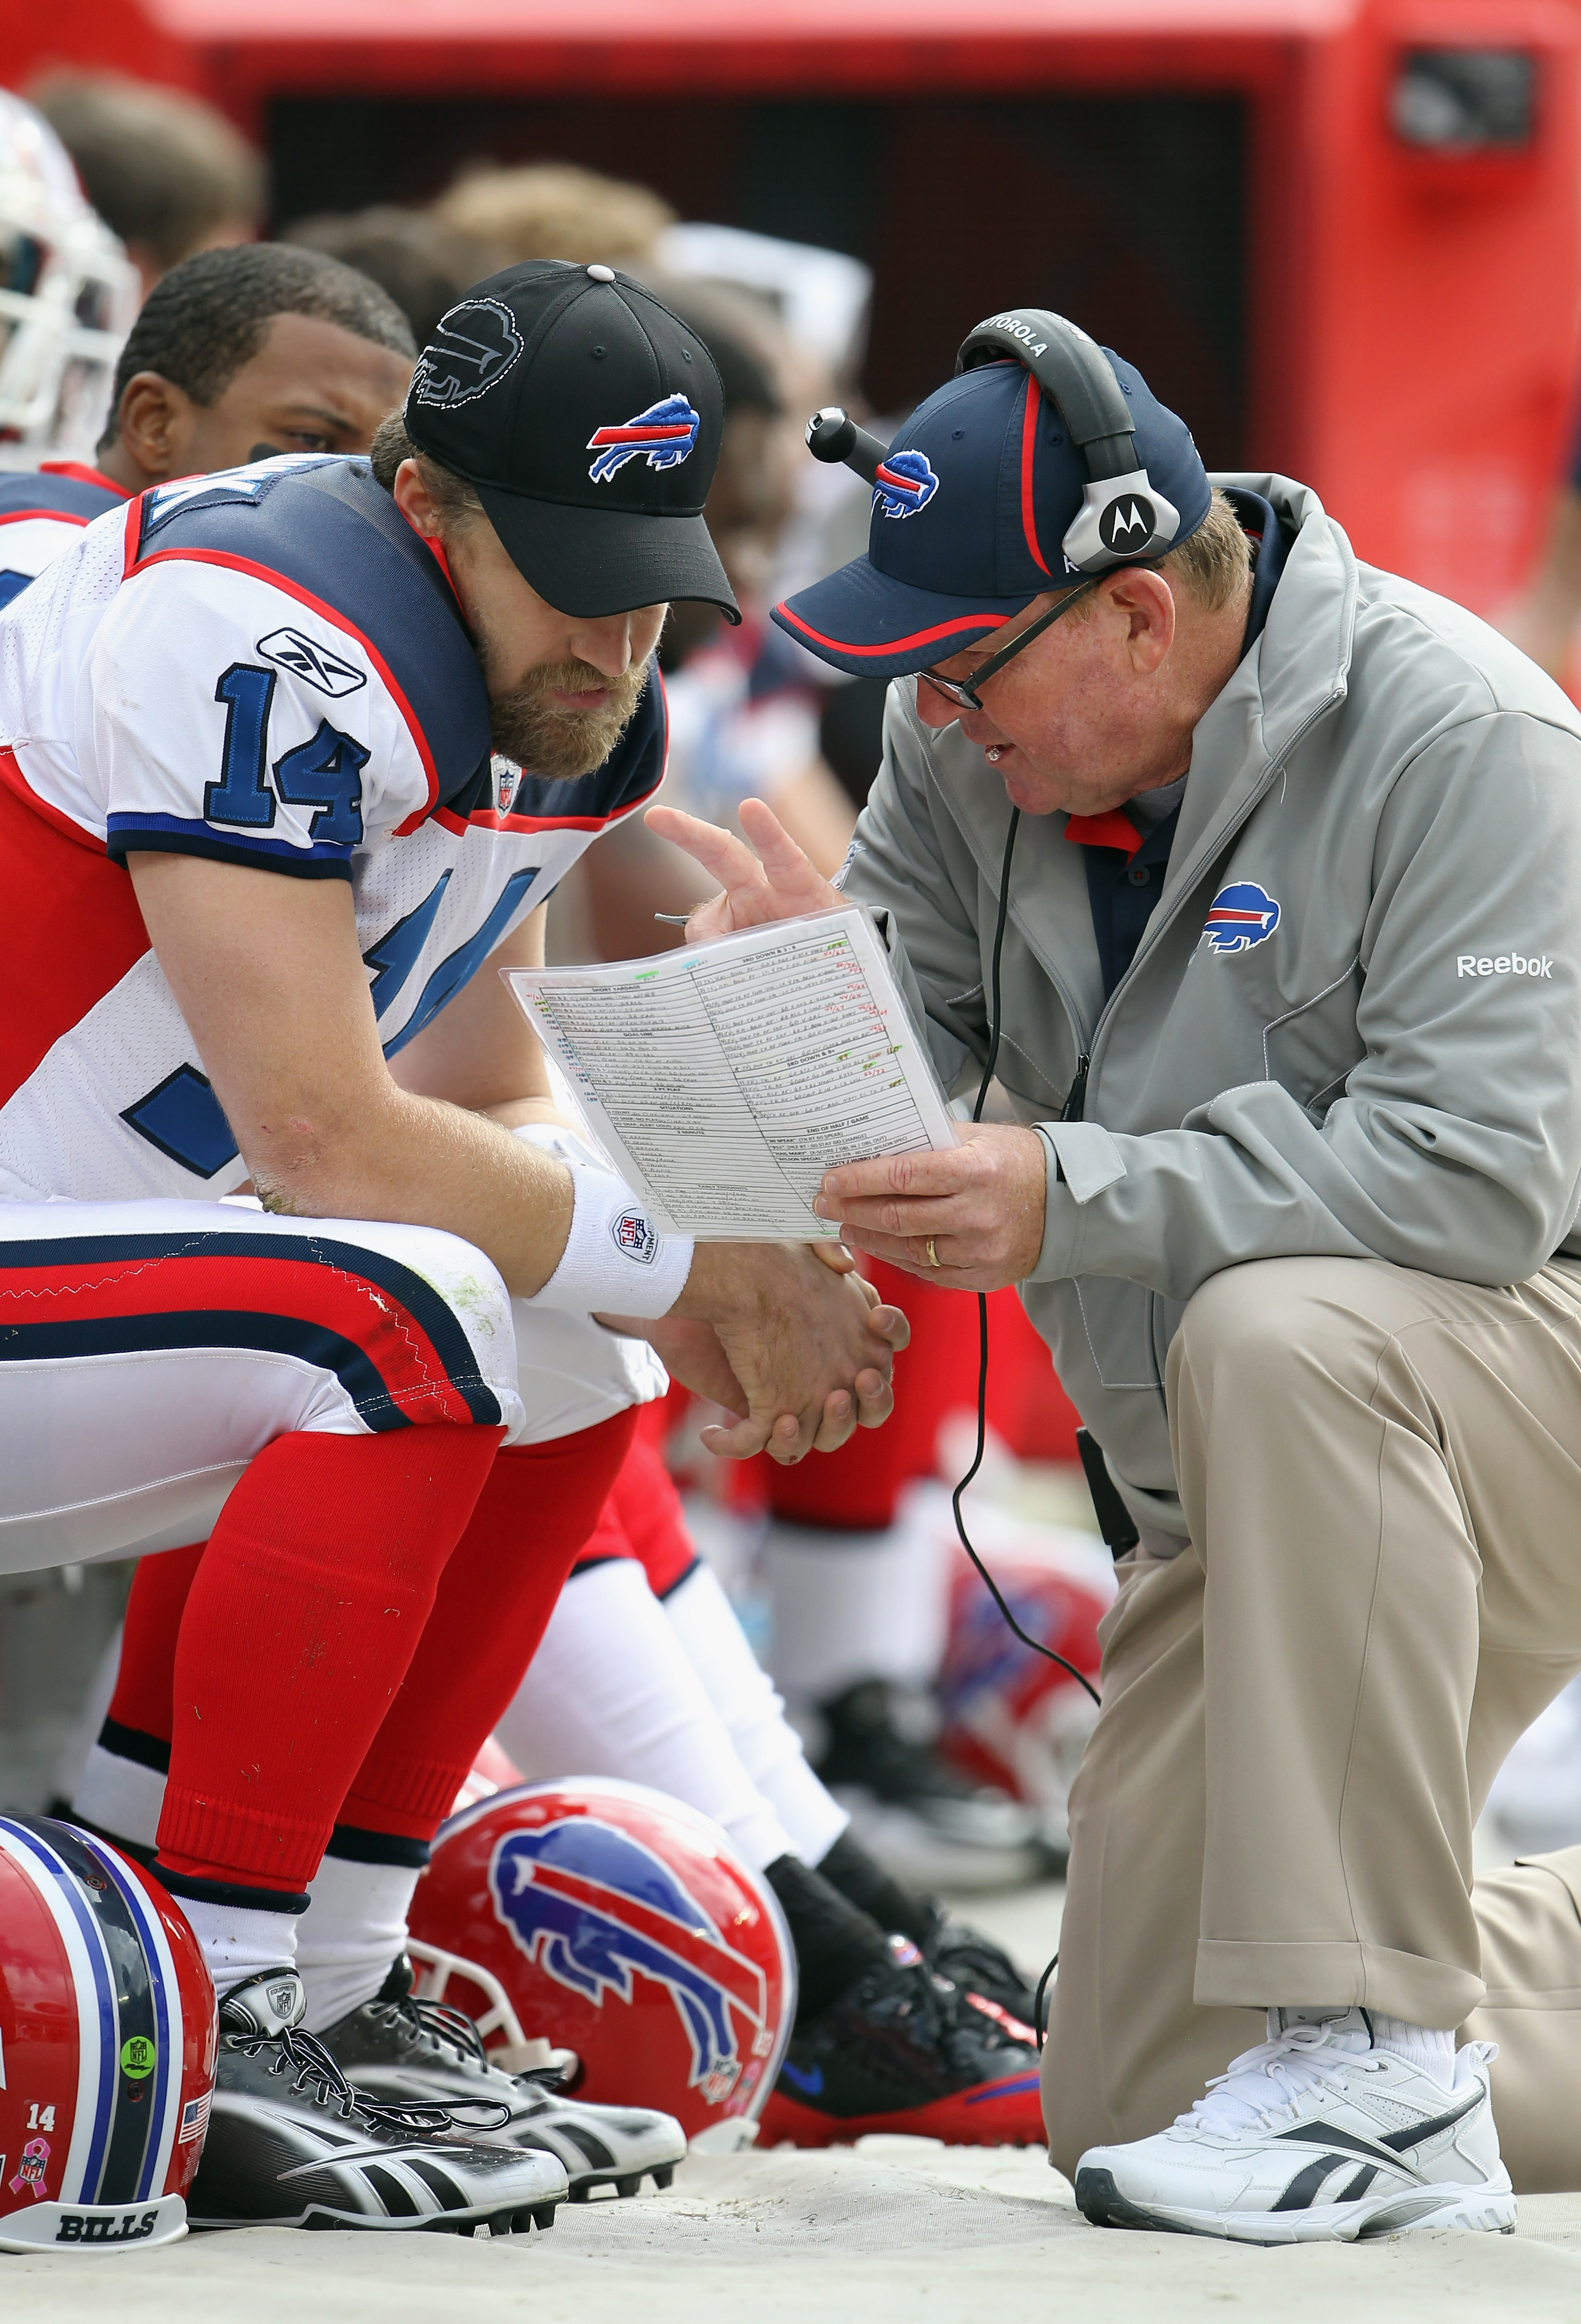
[0,260,905,2237]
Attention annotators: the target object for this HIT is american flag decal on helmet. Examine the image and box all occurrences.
[587,396,701,483]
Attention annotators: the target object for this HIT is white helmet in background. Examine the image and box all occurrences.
[0,90,137,469]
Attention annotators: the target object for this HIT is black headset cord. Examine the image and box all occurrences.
[946,804,1103,2052]
[949,804,1101,1713]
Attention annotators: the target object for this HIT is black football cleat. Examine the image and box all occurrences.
[320,1958,685,2200]
[187,1968,568,2233]
[921,1912,1041,2035]
[814,1678,1043,1882]
[756,1933,1045,2146]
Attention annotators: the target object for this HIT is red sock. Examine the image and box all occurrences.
[103,1541,206,1752]
[154,1425,501,1900]
[340,1407,637,1840]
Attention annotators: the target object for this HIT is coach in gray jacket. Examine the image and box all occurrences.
[652,331,1581,2238]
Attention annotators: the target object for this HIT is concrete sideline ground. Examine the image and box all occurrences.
[9,2143,1581,2324]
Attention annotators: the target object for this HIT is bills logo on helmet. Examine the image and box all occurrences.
[409,299,525,410]
[872,450,939,521]
[1202,881,1281,955]
[587,397,700,483]
[489,1819,769,2103]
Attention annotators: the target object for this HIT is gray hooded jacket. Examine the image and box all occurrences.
[842,475,1581,1533]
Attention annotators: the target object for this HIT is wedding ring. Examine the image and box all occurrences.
[925,1236,942,1268]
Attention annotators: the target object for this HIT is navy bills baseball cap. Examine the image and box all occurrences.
[772,353,1210,678]
[404,259,739,622]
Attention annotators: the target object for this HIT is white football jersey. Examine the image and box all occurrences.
[0,453,668,1204]
[0,458,128,607]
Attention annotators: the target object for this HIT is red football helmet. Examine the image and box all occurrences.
[0,1817,216,2253]
[408,1779,796,2145]
[938,1522,1112,1846]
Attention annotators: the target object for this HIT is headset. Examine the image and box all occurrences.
[809,315,1177,2032]
[808,304,1183,573]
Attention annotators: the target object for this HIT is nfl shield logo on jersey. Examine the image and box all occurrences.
[1202,880,1281,955]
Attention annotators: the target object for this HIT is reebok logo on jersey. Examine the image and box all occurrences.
[1458,952,1554,977]
[587,397,700,483]
[409,298,524,410]
[257,626,367,699]
[612,1209,660,1264]
[1202,882,1281,954]
[872,451,939,521]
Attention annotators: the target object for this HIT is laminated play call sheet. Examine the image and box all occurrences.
[504,908,957,1239]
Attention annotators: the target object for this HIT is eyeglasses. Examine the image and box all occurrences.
[918,576,1101,713]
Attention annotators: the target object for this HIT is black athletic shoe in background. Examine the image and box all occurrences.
[814,1677,1044,1887]
[188,1968,568,2233]
[921,1913,1041,2034]
[321,1958,685,2200]
[812,1824,1044,2032]
[756,1934,1045,2146]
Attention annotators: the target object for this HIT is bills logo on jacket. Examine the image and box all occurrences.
[410,1780,796,2139]
[1202,880,1281,955]
[872,450,939,521]
[587,397,700,483]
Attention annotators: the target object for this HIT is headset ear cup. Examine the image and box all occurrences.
[1061,472,1181,574]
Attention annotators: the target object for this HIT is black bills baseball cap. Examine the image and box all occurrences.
[403,259,740,623]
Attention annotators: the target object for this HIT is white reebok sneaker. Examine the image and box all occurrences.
[1074,2009,1516,2244]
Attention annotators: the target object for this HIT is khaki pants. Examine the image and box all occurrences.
[1041,1253,1581,2194]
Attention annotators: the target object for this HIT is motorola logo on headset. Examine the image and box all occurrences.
[1098,494,1158,554]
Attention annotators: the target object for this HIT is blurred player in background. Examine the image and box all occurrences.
[30,70,263,302]
[284,205,507,350]
[0,241,417,598]
[0,90,135,479]
[433,160,675,272]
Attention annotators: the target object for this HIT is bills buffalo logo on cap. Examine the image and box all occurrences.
[611,1208,659,1264]
[490,1818,771,2102]
[1202,881,1281,955]
[872,449,940,521]
[409,299,525,411]
[587,395,700,483]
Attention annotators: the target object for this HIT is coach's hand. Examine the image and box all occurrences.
[815,1122,1048,1292]
[645,796,841,937]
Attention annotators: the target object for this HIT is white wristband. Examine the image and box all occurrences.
[517,1133,693,1319]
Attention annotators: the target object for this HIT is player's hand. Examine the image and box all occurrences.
[668,1242,909,1462]
[643,796,843,940]
[630,1315,750,1418]
[814,1122,1048,1291]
